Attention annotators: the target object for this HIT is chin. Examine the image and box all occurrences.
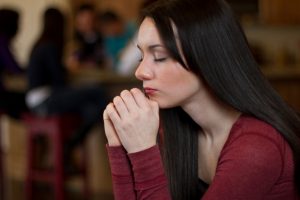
[149,96,178,109]
[157,101,177,109]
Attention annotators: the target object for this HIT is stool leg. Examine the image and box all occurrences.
[83,174,90,200]
[26,134,34,200]
[83,147,90,200]
[0,135,4,200]
[53,129,65,200]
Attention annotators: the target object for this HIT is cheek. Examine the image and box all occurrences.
[163,66,199,92]
[156,70,201,108]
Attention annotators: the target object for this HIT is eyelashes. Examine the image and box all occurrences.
[138,57,168,62]
[154,58,167,62]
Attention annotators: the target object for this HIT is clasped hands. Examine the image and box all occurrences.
[103,88,159,153]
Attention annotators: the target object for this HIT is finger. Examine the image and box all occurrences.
[130,88,150,108]
[103,109,110,120]
[103,109,113,133]
[113,96,129,119]
[103,110,121,146]
[120,90,138,112]
[105,102,121,124]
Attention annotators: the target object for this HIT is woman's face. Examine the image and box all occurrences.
[135,17,203,109]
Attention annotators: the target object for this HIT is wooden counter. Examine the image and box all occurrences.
[262,66,300,80]
[262,66,300,111]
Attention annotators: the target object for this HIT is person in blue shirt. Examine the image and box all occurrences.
[98,10,136,71]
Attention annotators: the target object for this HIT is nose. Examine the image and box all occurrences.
[135,60,153,81]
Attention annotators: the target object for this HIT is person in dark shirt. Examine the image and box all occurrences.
[0,8,28,118]
[26,7,108,166]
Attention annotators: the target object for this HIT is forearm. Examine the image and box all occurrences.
[128,145,171,200]
[106,145,136,200]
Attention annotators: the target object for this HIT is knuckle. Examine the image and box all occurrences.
[130,88,140,95]
[118,119,129,130]
[106,104,115,115]
[113,96,122,106]
[130,88,139,93]
[120,90,130,97]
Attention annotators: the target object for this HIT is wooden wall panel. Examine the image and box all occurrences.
[260,0,300,25]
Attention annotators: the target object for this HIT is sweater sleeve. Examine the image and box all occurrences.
[106,145,136,200]
[202,132,284,200]
[128,145,171,200]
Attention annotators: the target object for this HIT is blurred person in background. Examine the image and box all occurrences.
[66,4,106,71]
[102,0,159,76]
[97,10,137,72]
[26,7,108,168]
[0,8,28,119]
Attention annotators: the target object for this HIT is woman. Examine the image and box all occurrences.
[26,7,107,164]
[103,0,300,199]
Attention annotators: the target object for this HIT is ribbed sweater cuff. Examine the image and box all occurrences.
[128,145,167,190]
[106,145,133,184]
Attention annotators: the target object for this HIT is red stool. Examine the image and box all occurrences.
[23,113,90,200]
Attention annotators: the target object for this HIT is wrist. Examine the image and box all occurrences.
[126,142,157,154]
[107,139,122,147]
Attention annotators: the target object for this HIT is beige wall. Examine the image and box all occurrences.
[98,0,142,21]
[70,0,142,20]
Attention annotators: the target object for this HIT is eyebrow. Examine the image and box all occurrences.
[137,44,165,52]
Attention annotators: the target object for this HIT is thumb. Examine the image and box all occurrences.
[103,109,121,146]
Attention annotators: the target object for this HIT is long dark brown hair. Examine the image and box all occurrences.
[143,0,300,199]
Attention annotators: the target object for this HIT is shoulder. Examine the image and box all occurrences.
[227,115,286,148]
[208,115,296,199]
[220,115,292,169]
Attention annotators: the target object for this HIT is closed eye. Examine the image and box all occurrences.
[154,57,167,62]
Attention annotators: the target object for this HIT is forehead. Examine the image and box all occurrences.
[137,17,163,48]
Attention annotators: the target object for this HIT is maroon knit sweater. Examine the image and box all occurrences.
[107,115,299,200]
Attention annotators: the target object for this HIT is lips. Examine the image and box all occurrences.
[143,87,157,95]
